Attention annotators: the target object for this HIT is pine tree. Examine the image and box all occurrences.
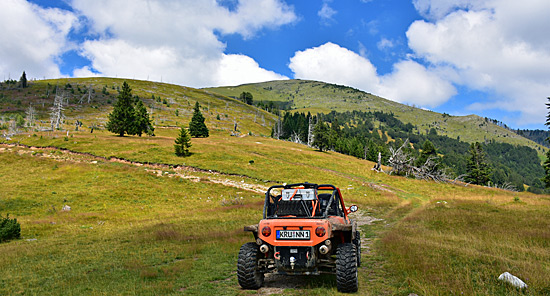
[174,127,192,157]
[239,92,253,105]
[132,100,154,137]
[106,82,135,136]
[19,71,27,88]
[416,139,437,166]
[189,102,209,138]
[465,142,492,185]
[543,97,550,187]
[312,121,329,152]
[542,150,550,187]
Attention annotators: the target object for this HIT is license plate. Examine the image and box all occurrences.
[276,230,310,240]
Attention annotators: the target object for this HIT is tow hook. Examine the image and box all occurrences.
[290,256,296,269]
[274,251,281,260]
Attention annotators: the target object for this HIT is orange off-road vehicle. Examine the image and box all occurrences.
[237,182,360,293]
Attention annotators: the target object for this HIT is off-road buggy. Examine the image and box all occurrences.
[237,182,360,293]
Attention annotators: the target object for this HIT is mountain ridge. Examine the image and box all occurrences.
[206,79,547,157]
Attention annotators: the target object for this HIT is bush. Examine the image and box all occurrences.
[0,214,21,243]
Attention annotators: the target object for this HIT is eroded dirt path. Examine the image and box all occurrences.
[0,143,270,194]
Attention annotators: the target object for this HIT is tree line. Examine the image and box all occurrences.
[272,110,546,193]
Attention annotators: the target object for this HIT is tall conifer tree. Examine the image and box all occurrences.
[465,142,492,185]
[189,102,209,138]
[19,71,27,88]
[312,121,329,152]
[543,97,550,187]
[133,100,154,136]
[106,82,135,136]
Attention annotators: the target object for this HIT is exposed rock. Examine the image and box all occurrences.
[498,272,527,289]
[62,205,71,211]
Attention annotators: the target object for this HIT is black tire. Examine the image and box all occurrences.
[336,243,358,293]
[237,242,264,290]
[354,231,361,267]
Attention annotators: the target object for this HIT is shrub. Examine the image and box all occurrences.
[0,214,21,243]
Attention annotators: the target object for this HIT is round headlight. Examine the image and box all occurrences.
[315,226,326,237]
[261,226,271,237]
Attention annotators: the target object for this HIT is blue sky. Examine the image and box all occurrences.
[2,0,550,129]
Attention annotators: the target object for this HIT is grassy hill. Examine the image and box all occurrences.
[207,80,547,156]
[1,77,275,137]
[1,78,549,295]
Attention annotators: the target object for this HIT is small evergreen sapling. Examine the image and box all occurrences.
[174,127,192,157]
[0,214,21,243]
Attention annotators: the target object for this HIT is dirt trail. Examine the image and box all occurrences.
[0,143,270,194]
[3,143,387,294]
[349,210,384,256]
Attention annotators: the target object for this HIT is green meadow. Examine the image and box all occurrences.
[1,78,549,295]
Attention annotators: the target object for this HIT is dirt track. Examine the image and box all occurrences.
[1,143,270,194]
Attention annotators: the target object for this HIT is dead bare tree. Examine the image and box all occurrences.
[50,88,65,130]
[487,182,519,192]
[78,84,93,104]
[291,131,303,144]
[7,119,17,137]
[373,152,382,172]
[387,139,450,182]
[307,116,314,147]
[388,139,415,176]
[410,156,450,182]
[25,104,36,127]
[273,116,282,140]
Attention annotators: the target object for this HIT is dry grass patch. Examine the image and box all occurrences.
[380,198,550,295]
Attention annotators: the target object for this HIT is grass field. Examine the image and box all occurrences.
[1,78,550,295]
[2,129,549,295]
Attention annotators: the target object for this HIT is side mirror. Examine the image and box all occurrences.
[348,205,358,213]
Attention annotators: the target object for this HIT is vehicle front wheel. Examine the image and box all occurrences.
[237,242,264,290]
[336,243,358,293]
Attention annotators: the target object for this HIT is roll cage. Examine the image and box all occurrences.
[263,182,350,219]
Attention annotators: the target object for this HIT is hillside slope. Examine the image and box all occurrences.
[207,80,546,155]
[1,77,549,295]
[1,77,276,137]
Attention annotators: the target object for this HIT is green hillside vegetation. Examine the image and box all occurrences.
[1,78,549,295]
[270,110,546,193]
[1,77,275,137]
[207,80,547,156]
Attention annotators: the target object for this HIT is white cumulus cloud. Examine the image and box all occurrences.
[1,0,295,87]
[407,0,550,125]
[0,0,76,79]
[289,42,456,108]
[215,54,288,86]
[70,0,296,87]
[289,42,379,90]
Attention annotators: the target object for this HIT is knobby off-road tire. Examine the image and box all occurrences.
[354,231,361,267]
[336,243,358,293]
[237,242,264,290]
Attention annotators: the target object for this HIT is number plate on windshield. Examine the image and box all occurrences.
[276,230,310,240]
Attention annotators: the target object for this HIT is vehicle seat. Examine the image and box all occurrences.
[318,193,337,216]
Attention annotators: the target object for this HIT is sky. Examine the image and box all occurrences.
[2,0,550,129]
